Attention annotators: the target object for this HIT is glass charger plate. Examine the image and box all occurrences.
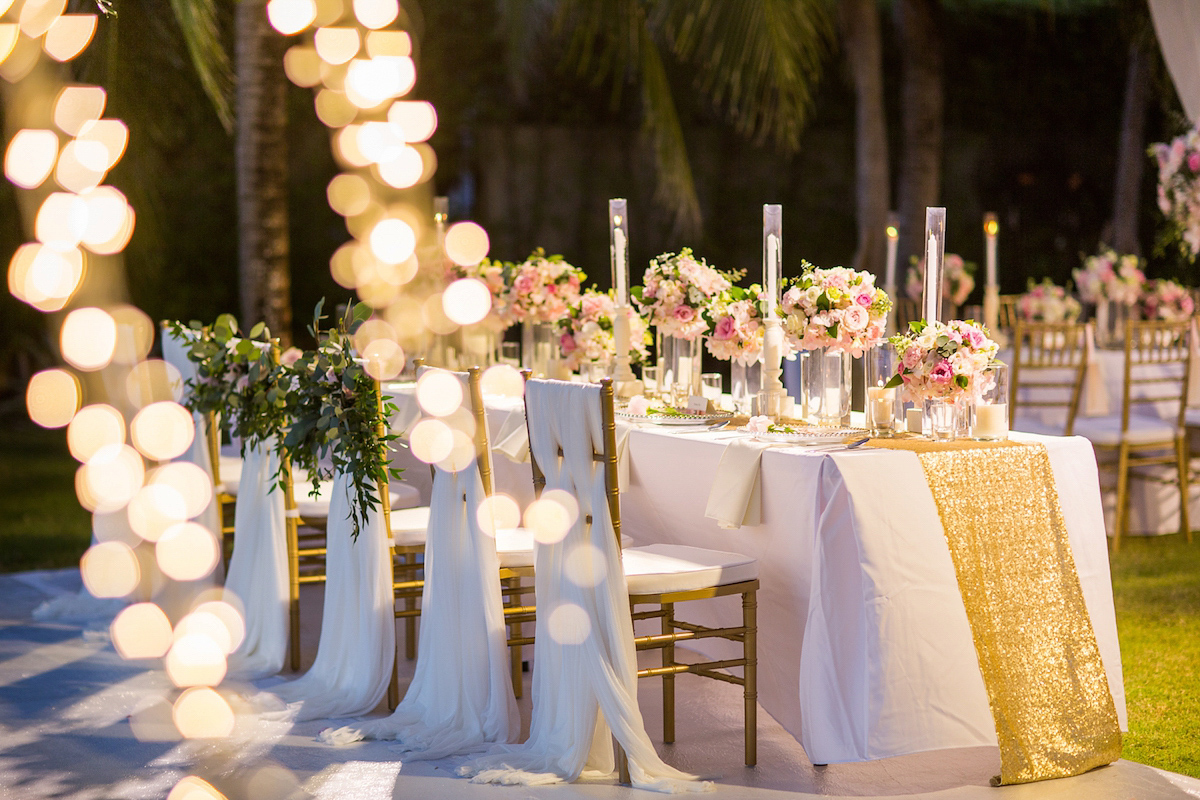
[750,426,868,444]
[616,409,736,426]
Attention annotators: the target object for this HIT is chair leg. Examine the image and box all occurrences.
[287,522,301,671]
[1114,445,1130,553]
[743,588,758,768]
[616,742,630,785]
[403,554,418,660]
[662,601,675,744]
[1179,436,1192,543]
[388,648,400,710]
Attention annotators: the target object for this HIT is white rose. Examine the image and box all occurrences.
[842,306,868,332]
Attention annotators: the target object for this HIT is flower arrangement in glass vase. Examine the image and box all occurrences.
[557,288,651,372]
[779,263,892,356]
[1073,247,1145,306]
[1140,279,1195,321]
[1016,278,1082,323]
[498,248,585,325]
[631,247,742,340]
[1150,123,1200,260]
[705,284,792,365]
[905,253,976,310]
[885,319,999,402]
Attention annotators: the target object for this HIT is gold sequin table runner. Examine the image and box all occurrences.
[865,436,1122,784]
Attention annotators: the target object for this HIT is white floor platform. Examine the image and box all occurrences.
[2,570,1198,800]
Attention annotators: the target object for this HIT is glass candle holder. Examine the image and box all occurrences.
[971,363,1009,441]
[865,345,901,437]
[924,396,966,442]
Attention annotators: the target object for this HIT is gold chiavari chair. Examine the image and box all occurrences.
[522,378,759,769]
[998,294,1021,334]
[1072,319,1192,550]
[1009,320,1090,437]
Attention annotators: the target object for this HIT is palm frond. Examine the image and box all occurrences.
[658,0,835,152]
[166,0,233,133]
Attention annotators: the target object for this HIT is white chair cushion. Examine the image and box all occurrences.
[1072,414,1180,446]
[621,543,758,595]
[495,527,534,568]
[297,482,418,522]
[390,506,430,548]
[391,481,421,509]
[1010,414,1067,438]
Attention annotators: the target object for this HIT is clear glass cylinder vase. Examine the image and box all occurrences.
[731,360,761,415]
[460,326,497,368]
[521,320,558,377]
[865,344,901,436]
[660,334,702,407]
[805,348,852,427]
[924,395,967,442]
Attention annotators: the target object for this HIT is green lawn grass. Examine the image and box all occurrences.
[0,421,1197,775]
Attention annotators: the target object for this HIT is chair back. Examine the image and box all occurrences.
[415,365,493,494]
[524,377,621,549]
[1119,319,1192,433]
[998,295,1021,333]
[1010,320,1089,435]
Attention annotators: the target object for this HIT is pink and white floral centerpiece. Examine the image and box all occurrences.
[1140,279,1195,322]
[558,288,651,372]
[1073,248,1145,306]
[905,254,975,309]
[706,284,797,365]
[885,319,999,402]
[1017,278,1082,323]
[498,248,585,325]
[779,264,892,356]
[631,248,739,340]
[1151,123,1200,260]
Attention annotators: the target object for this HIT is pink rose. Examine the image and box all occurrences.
[280,346,303,366]
[514,273,535,294]
[673,305,695,322]
[713,316,738,340]
[782,286,803,311]
[931,360,954,384]
[626,395,651,415]
[745,415,771,434]
[1189,152,1200,173]
[855,292,872,307]
[902,346,922,369]
[560,332,577,354]
[842,306,868,332]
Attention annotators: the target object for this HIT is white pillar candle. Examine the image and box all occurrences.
[767,234,779,315]
[867,386,895,428]
[973,403,1008,440]
[610,198,629,307]
[922,207,946,323]
[984,213,998,289]
[615,227,627,305]
[907,407,924,434]
[763,204,783,317]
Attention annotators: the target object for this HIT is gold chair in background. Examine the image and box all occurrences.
[1009,320,1090,437]
[1072,319,1192,550]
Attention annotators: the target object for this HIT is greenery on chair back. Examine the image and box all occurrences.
[166,315,285,448]
[275,300,402,540]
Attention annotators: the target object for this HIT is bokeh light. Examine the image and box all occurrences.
[409,418,453,464]
[421,292,458,336]
[111,603,173,659]
[43,14,97,62]
[365,29,410,57]
[444,221,490,266]
[314,88,357,127]
[174,609,233,655]
[54,140,105,192]
[442,278,491,325]
[167,775,227,800]
[192,600,246,654]
[76,119,129,171]
[127,483,189,542]
[476,494,520,537]
[360,337,405,381]
[172,688,235,739]
[25,368,79,428]
[314,26,359,64]
[4,129,58,188]
[19,0,66,38]
[131,401,195,461]
[67,403,126,462]
[109,304,155,365]
[156,522,220,581]
[53,85,105,135]
[353,0,399,29]
[564,542,606,588]
[0,24,17,66]
[524,490,579,545]
[149,462,213,519]
[79,540,140,597]
[126,359,184,407]
[327,173,371,216]
[165,634,227,687]
[415,370,462,417]
[81,443,145,513]
[387,100,436,142]
[60,306,117,370]
[36,192,89,251]
[267,0,316,35]
[283,44,321,87]
[374,144,423,188]
[547,602,591,645]
[480,364,524,398]
[367,217,415,264]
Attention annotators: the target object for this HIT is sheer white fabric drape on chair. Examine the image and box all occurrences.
[267,469,395,720]
[225,437,289,678]
[459,379,710,794]
[321,450,518,756]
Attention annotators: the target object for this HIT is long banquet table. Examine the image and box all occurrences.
[384,383,1127,765]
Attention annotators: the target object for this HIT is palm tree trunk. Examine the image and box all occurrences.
[894,0,943,264]
[840,0,890,278]
[1109,40,1150,255]
[235,0,292,345]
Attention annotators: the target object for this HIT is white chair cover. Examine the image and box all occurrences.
[225,438,289,679]
[459,380,709,794]
[321,454,518,757]
[267,469,395,720]
[160,330,222,542]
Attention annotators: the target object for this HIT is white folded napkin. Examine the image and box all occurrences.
[1082,326,1111,417]
[703,438,770,529]
[1188,318,1200,408]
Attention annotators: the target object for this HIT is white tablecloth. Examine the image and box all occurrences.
[382,385,1126,764]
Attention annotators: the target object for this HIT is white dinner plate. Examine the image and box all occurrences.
[616,409,736,426]
[749,426,868,444]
